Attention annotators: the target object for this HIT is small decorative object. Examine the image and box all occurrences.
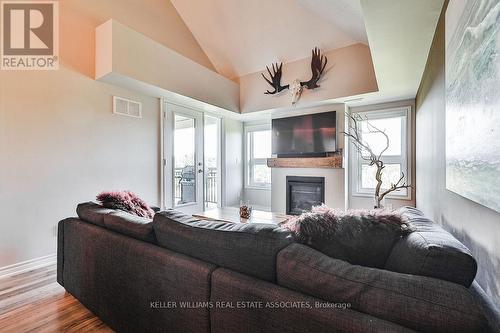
[96,190,154,219]
[343,113,411,209]
[261,47,327,105]
[239,201,252,219]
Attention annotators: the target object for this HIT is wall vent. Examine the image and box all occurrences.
[113,96,142,118]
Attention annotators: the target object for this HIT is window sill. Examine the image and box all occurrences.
[244,185,271,191]
[351,191,412,201]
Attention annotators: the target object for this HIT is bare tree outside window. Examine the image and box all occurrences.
[344,113,411,208]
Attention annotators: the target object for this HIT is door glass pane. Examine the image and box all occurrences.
[361,117,402,156]
[361,163,401,189]
[253,130,271,158]
[174,114,196,206]
[204,115,219,208]
[253,164,271,184]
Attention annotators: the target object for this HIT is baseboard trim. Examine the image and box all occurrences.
[0,253,57,278]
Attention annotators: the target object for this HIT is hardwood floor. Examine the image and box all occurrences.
[0,263,113,332]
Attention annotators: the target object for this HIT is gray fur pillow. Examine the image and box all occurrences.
[282,205,411,268]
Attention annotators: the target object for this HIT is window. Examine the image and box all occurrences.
[351,107,411,199]
[245,124,272,188]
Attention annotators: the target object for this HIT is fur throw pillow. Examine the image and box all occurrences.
[96,191,154,219]
[282,205,411,268]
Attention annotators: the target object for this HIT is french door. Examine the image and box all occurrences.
[165,103,204,214]
[163,102,222,214]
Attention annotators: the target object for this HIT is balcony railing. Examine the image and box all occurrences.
[174,167,218,204]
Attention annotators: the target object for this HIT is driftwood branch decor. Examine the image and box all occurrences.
[343,113,411,208]
[261,47,327,105]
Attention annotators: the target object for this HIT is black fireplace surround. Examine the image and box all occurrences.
[286,176,325,215]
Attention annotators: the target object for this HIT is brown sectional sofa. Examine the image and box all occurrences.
[57,203,499,333]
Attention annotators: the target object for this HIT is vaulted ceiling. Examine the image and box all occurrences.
[166,0,444,111]
[170,0,367,79]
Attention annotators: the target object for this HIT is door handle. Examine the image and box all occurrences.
[198,169,203,173]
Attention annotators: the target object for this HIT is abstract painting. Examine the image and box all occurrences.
[446,0,500,213]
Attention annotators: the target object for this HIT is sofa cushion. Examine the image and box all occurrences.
[277,243,487,333]
[283,206,409,268]
[385,207,477,287]
[211,268,415,333]
[76,202,114,227]
[153,209,293,282]
[103,210,156,243]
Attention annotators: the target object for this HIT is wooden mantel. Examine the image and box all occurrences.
[267,152,343,169]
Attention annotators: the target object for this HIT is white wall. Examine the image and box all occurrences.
[223,118,244,207]
[243,189,272,211]
[0,0,216,267]
[416,4,500,304]
[347,99,416,209]
[0,71,160,267]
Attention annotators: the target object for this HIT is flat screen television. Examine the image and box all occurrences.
[272,111,337,157]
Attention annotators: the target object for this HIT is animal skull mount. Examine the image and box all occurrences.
[261,47,327,105]
[289,79,303,105]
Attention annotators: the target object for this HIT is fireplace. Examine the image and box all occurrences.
[286,176,325,215]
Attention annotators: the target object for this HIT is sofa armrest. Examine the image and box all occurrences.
[386,207,477,287]
[277,243,487,333]
[56,218,72,286]
[469,281,500,333]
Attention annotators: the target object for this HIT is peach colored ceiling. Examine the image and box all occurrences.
[60,0,216,75]
[170,0,367,79]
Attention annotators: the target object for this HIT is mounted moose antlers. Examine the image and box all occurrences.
[261,47,328,104]
[301,47,328,89]
[261,63,289,94]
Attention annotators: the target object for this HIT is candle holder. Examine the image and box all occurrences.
[239,201,252,219]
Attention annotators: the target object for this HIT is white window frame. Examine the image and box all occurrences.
[351,106,412,200]
[244,123,272,189]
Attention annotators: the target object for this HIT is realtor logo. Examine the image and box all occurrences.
[1,1,58,70]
